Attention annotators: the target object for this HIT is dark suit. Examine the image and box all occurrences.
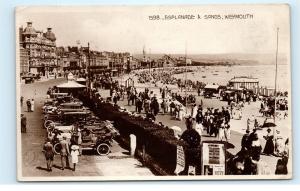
[60,139,70,169]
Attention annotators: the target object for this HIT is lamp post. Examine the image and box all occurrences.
[88,42,91,89]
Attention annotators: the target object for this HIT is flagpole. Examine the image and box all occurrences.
[273,27,279,137]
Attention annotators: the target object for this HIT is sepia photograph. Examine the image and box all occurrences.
[16,4,292,181]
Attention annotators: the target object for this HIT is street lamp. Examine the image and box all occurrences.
[88,42,91,89]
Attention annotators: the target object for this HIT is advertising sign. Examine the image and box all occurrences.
[174,145,185,175]
[202,141,226,175]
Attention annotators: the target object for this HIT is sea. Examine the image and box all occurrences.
[173,64,290,91]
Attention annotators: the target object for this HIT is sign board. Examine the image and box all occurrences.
[201,141,226,175]
[174,145,185,175]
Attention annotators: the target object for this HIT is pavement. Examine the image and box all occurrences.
[102,75,292,174]
[20,78,153,178]
[19,75,291,178]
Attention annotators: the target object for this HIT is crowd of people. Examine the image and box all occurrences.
[20,67,290,176]
[44,125,82,172]
[227,127,289,175]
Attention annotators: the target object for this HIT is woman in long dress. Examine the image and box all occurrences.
[71,145,79,171]
[178,105,184,121]
[218,121,226,141]
[274,131,285,156]
[263,128,274,155]
[31,99,35,112]
[195,122,203,136]
[224,123,231,142]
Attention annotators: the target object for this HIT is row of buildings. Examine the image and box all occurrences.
[19,22,135,77]
[18,22,244,78]
[18,22,198,77]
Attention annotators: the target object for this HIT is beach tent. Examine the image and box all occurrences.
[204,84,220,90]
[204,84,220,97]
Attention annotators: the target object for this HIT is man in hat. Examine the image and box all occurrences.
[180,118,201,175]
[30,98,35,112]
[21,114,27,133]
[60,136,70,170]
[20,96,24,108]
[241,129,250,150]
[26,99,31,112]
[43,138,55,171]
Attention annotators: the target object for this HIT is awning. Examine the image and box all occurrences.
[76,78,87,82]
[57,80,86,88]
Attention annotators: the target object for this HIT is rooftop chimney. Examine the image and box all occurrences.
[47,27,52,32]
[27,22,32,27]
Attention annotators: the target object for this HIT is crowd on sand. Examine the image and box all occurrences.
[20,68,290,175]
[88,69,290,175]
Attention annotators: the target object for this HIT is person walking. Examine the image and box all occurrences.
[195,112,203,137]
[241,129,250,150]
[70,145,79,171]
[218,120,226,141]
[60,136,70,170]
[21,114,27,133]
[43,139,55,172]
[224,122,231,142]
[144,98,150,114]
[263,128,274,155]
[30,99,35,112]
[20,96,24,108]
[191,104,197,119]
[180,119,201,175]
[26,99,31,112]
[250,134,262,161]
[152,98,160,116]
[77,128,82,155]
[113,94,118,105]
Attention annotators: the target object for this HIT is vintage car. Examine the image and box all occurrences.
[51,123,118,156]
[50,92,69,99]
[43,111,91,129]
[80,126,113,156]
[204,84,220,99]
[220,90,235,101]
[49,125,74,154]
[22,73,41,83]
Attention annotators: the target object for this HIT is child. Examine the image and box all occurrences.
[71,145,79,171]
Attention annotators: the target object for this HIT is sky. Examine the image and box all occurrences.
[16,5,290,55]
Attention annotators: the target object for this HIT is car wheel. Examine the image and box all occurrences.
[44,120,54,129]
[53,143,61,155]
[96,143,110,156]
